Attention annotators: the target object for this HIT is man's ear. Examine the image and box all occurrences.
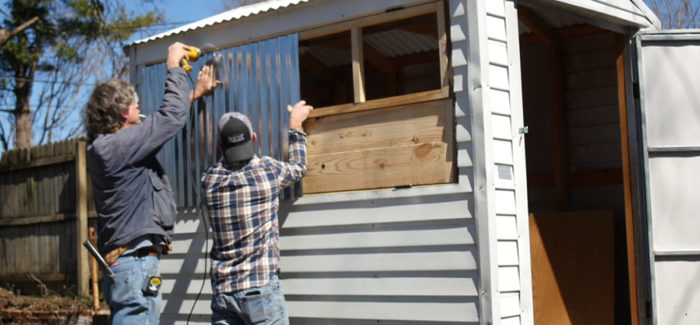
[252,132,258,142]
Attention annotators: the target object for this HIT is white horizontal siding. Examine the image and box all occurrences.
[283,249,477,273]
[287,300,479,322]
[282,276,478,296]
[281,224,476,250]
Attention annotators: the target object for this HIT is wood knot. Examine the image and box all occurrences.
[414,143,432,158]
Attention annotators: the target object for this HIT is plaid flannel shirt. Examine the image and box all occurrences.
[202,130,307,294]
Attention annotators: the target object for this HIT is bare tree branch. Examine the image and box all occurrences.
[0,16,39,47]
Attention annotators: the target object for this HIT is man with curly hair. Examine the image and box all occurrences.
[84,42,220,325]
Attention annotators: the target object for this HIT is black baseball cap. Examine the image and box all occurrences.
[218,112,254,163]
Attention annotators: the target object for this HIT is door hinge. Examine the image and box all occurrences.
[518,126,529,135]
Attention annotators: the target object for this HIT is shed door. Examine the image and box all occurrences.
[636,32,700,325]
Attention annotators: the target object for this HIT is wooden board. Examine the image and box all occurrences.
[529,211,614,325]
[303,98,454,193]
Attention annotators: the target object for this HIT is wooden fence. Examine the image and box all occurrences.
[0,138,92,297]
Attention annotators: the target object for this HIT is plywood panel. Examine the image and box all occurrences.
[305,99,450,154]
[304,99,454,193]
[529,211,614,325]
[304,141,453,193]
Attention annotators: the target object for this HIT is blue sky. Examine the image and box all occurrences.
[125,0,228,43]
[0,1,229,150]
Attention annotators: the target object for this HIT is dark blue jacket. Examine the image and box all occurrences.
[87,68,189,254]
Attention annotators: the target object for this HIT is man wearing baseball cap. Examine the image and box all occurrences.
[201,100,313,325]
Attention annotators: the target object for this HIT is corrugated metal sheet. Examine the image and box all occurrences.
[138,34,300,210]
[130,0,313,46]
[364,29,438,58]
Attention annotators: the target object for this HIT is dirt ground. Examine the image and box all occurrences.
[0,287,94,324]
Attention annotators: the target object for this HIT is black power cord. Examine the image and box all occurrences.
[183,69,211,325]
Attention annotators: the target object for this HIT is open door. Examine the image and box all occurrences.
[635,30,700,325]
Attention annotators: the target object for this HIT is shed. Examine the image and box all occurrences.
[125,0,700,324]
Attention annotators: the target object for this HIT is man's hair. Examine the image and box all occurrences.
[84,80,135,141]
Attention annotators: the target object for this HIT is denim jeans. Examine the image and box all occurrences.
[211,275,289,325]
[103,255,162,325]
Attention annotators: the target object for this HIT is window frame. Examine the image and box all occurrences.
[299,0,450,118]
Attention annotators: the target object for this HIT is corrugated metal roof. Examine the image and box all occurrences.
[365,30,438,58]
[129,0,312,46]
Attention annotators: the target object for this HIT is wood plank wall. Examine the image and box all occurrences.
[522,30,624,217]
[521,28,629,324]
[0,138,94,294]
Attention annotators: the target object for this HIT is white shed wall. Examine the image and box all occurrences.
[466,0,533,323]
[135,0,482,324]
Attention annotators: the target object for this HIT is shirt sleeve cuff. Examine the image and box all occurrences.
[288,128,307,137]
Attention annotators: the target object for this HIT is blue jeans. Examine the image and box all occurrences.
[211,275,289,325]
[103,255,162,325]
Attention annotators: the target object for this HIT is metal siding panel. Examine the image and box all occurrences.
[500,292,521,317]
[283,194,472,228]
[286,300,479,322]
[489,64,510,90]
[282,249,478,273]
[282,276,478,296]
[493,139,514,165]
[485,0,505,17]
[492,114,512,140]
[489,39,509,66]
[486,15,507,42]
[498,266,520,292]
[281,223,476,250]
[497,240,519,266]
[138,34,300,210]
[489,88,511,115]
[653,260,700,325]
[637,33,700,325]
[640,41,700,149]
[496,215,518,240]
[648,156,700,250]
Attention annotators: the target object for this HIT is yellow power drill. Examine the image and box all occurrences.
[182,46,201,72]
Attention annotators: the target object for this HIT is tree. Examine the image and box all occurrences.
[0,0,163,150]
[646,0,700,28]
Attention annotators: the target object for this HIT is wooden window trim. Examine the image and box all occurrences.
[309,86,449,118]
[301,0,449,118]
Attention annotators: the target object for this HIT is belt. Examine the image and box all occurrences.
[104,236,173,266]
[123,247,162,258]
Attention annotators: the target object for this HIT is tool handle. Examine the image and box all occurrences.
[83,240,115,276]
